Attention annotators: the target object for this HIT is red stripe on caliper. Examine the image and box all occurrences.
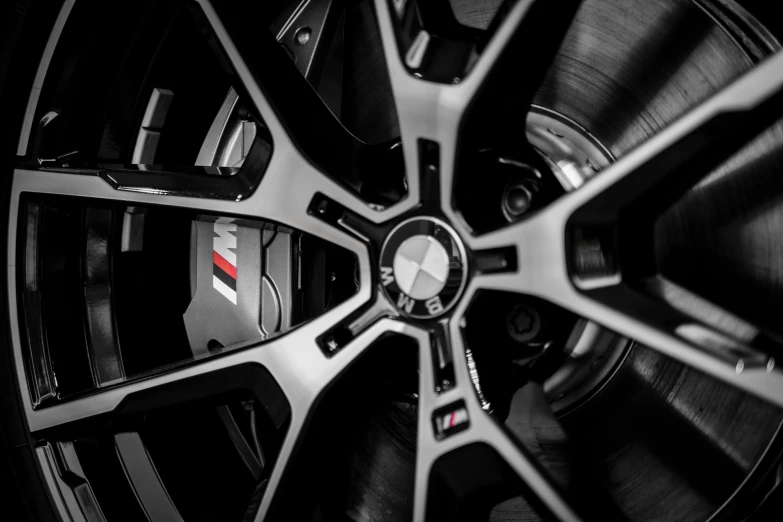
[213,251,237,279]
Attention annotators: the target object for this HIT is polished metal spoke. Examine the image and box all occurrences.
[16,306,407,520]
[373,0,447,211]
[466,51,783,408]
[14,279,377,432]
[374,0,583,229]
[550,49,783,224]
[249,318,411,521]
[468,194,783,408]
[408,319,583,521]
[13,157,367,253]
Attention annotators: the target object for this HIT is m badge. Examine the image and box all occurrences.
[213,220,238,304]
[432,400,470,440]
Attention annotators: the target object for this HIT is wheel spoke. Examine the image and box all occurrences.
[114,432,185,521]
[373,0,448,211]
[247,318,411,521]
[470,206,783,408]
[465,49,783,408]
[374,0,582,223]
[555,49,783,224]
[195,0,411,213]
[410,320,584,521]
[12,146,372,255]
[17,279,375,432]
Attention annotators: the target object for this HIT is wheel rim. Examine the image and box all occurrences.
[7,0,783,520]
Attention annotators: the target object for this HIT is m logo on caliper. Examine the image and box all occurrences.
[213,220,238,304]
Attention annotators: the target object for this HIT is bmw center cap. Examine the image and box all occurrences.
[380,217,468,319]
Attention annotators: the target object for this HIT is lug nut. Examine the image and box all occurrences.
[315,199,329,215]
[502,184,533,217]
[500,165,541,221]
[506,304,542,344]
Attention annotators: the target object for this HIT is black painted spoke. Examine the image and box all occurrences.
[373,0,583,224]
[115,431,186,521]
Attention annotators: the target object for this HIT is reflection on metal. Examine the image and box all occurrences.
[39,443,108,522]
[676,323,769,369]
[405,30,431,69]
[646,277,759,342]
[83,208,125,385]
[545,319,629,415]
[20,202,57,406]
[527,106,614,191]
[196,88,258,169]
[216,405,263,480]
[272,0,338,80]
[120,208,145,252]
[132,88,174,164]
[17,0,75,156]
[115,432,184,522]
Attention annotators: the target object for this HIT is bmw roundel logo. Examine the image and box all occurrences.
[379,217,468,319]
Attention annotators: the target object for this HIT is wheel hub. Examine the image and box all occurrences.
[380,217,467,319]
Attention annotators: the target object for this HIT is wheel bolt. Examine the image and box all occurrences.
[315,199,329,214]
[500,165,540,221]
[506,304,542,344]
[503,184,533,217]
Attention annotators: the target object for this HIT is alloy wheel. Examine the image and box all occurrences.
[5,0,783,520]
